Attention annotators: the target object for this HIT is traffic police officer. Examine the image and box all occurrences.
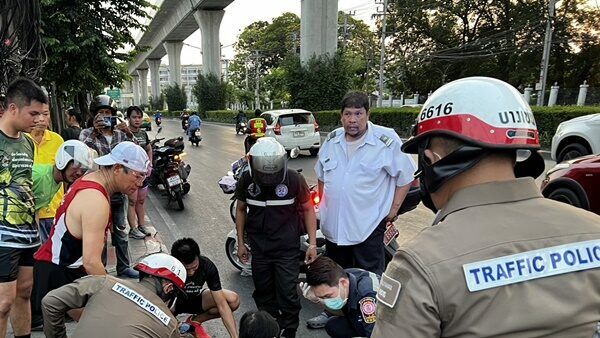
[41,253,186,338]
[235,137,318,338]
[315,91,416,276]
[301,256,380,337]
[373,77,600,337]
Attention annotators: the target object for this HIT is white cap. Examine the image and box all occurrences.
[94,141,150,172]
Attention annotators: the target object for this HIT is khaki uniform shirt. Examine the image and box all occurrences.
[373,178,600,337]
[42,275,179,338]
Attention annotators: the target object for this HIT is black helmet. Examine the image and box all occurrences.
[90,95,116,115]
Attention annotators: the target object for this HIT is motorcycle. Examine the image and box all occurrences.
[155,116,162,126]
[149,127,192,210]
[181,113,190,132]
[235,118,247,135]
[189,128,202,146]
[219,149,421,273]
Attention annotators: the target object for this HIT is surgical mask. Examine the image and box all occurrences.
[323,283,348,311]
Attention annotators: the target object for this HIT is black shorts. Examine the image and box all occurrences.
[31,260,86,316]
[0,246,38,282]
[175,288,208,315]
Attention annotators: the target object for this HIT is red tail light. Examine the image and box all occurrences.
[274,122,281,135]
[310,190,320,205]
[313,121,319,132]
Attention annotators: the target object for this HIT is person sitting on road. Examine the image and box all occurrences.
[32,140,97,243]
[239,310,280,338]
[171,237,240,338]
[41,253,186,338]
[301,256,380,338]
[187,111,202,138]
[31,141,150,324]
[243,117,267,154]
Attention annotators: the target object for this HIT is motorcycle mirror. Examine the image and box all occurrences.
[290,147,300,159]
[157,126,162,134]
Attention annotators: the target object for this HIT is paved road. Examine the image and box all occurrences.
[145,120,557,337]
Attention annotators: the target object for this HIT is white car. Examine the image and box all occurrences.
[261,109,321,156]
[551,113,600,163]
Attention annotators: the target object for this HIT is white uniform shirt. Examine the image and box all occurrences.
[315,122,416,245]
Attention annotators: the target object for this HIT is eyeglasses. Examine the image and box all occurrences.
[123,167,146,183]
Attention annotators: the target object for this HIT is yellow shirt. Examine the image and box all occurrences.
[28,130,64,219]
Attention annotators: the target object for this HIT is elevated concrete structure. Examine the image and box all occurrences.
[300,0,338,63]
[128,0,234,100]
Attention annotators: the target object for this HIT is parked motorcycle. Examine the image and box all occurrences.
[189,128,202,146]
[235,118,247,135]
[149,127,191,210]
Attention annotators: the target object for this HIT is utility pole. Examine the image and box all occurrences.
[254,50,261,110]
[376,0,389,108]
[536,0,556,106]
[222,59,230,83]
[245,55,250,90]
[341,11,356,50]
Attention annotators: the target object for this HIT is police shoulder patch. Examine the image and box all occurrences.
[359,297,377,324]
[326,130,338,141]
[376,272,402,308]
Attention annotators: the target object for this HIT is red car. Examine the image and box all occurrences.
[540,154,600,215]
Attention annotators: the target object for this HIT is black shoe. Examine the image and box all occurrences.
[281,328,296,338]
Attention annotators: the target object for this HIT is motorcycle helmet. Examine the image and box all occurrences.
[134,253,187,291]
[55,140,98,171]
[247,118,267,139]
[248,137,287,186]
[401,77,545,207]
[90,94,117,115]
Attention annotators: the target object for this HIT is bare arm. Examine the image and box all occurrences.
[235,200,249,263]
[213,290,238,338]
[386,183,411,222]
[302,200,318,264]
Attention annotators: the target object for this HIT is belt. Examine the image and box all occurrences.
[246,198,296,207]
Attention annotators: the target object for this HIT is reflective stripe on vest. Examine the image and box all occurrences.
[246,198,296,207]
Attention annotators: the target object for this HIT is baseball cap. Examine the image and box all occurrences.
[94,141,150,173]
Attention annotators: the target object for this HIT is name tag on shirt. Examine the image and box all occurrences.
[112,282,171,326]
[463,239,600,292]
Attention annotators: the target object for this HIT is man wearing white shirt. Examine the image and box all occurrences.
[315,91,416,275]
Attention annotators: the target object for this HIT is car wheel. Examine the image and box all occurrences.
[557,143,589,162]
[309,148,319,156]
[547,187,583,209]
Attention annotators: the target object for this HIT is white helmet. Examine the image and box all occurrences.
[55,140,98,171]
[134,253,187,290]
[248,137,287,186]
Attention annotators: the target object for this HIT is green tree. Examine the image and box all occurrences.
[338,13,379,92]
[193,73,230,112]
[282,53,351,111]
[39,0,153,116]
[164,84,187,111]
[149,93,165,111]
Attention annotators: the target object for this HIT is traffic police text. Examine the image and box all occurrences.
[112,283,171,325]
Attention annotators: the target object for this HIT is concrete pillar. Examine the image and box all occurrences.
[388,94,393,107]
[194,9,224,77]
[147,59,161,101]
[163,41,183,86]
[132,74,140,105]
[400,92,404,106]
[300,0,338,64]
[137,68,149,106]
[577,80,589,106]
[413,92,420,105]
[548,83,559,106]
[524,85,533,104]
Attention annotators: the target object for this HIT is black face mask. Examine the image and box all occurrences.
[416,142,489,214]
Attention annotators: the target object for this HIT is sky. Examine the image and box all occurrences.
[148,0,379,65]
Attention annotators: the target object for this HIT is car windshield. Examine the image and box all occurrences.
[279,113,313,126]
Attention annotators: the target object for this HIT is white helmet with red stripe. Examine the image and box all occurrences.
[402,77,540,153]
[134,253,186,290]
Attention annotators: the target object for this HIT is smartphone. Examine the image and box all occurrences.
[383,224,399,246]
[103,116,117,129]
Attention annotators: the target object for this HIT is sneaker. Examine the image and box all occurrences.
[138,225,152,235]
[117,267,139,279]
[307,311,331,329]
[129,227,148,239]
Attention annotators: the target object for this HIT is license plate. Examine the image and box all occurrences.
[293,131,305,137]
[167,175,182,187]
[194,130,201,136]
[383,224,399,246]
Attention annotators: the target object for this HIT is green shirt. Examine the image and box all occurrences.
[132,129,150,148]
[32,164,61,212]
[0,130,38,248]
